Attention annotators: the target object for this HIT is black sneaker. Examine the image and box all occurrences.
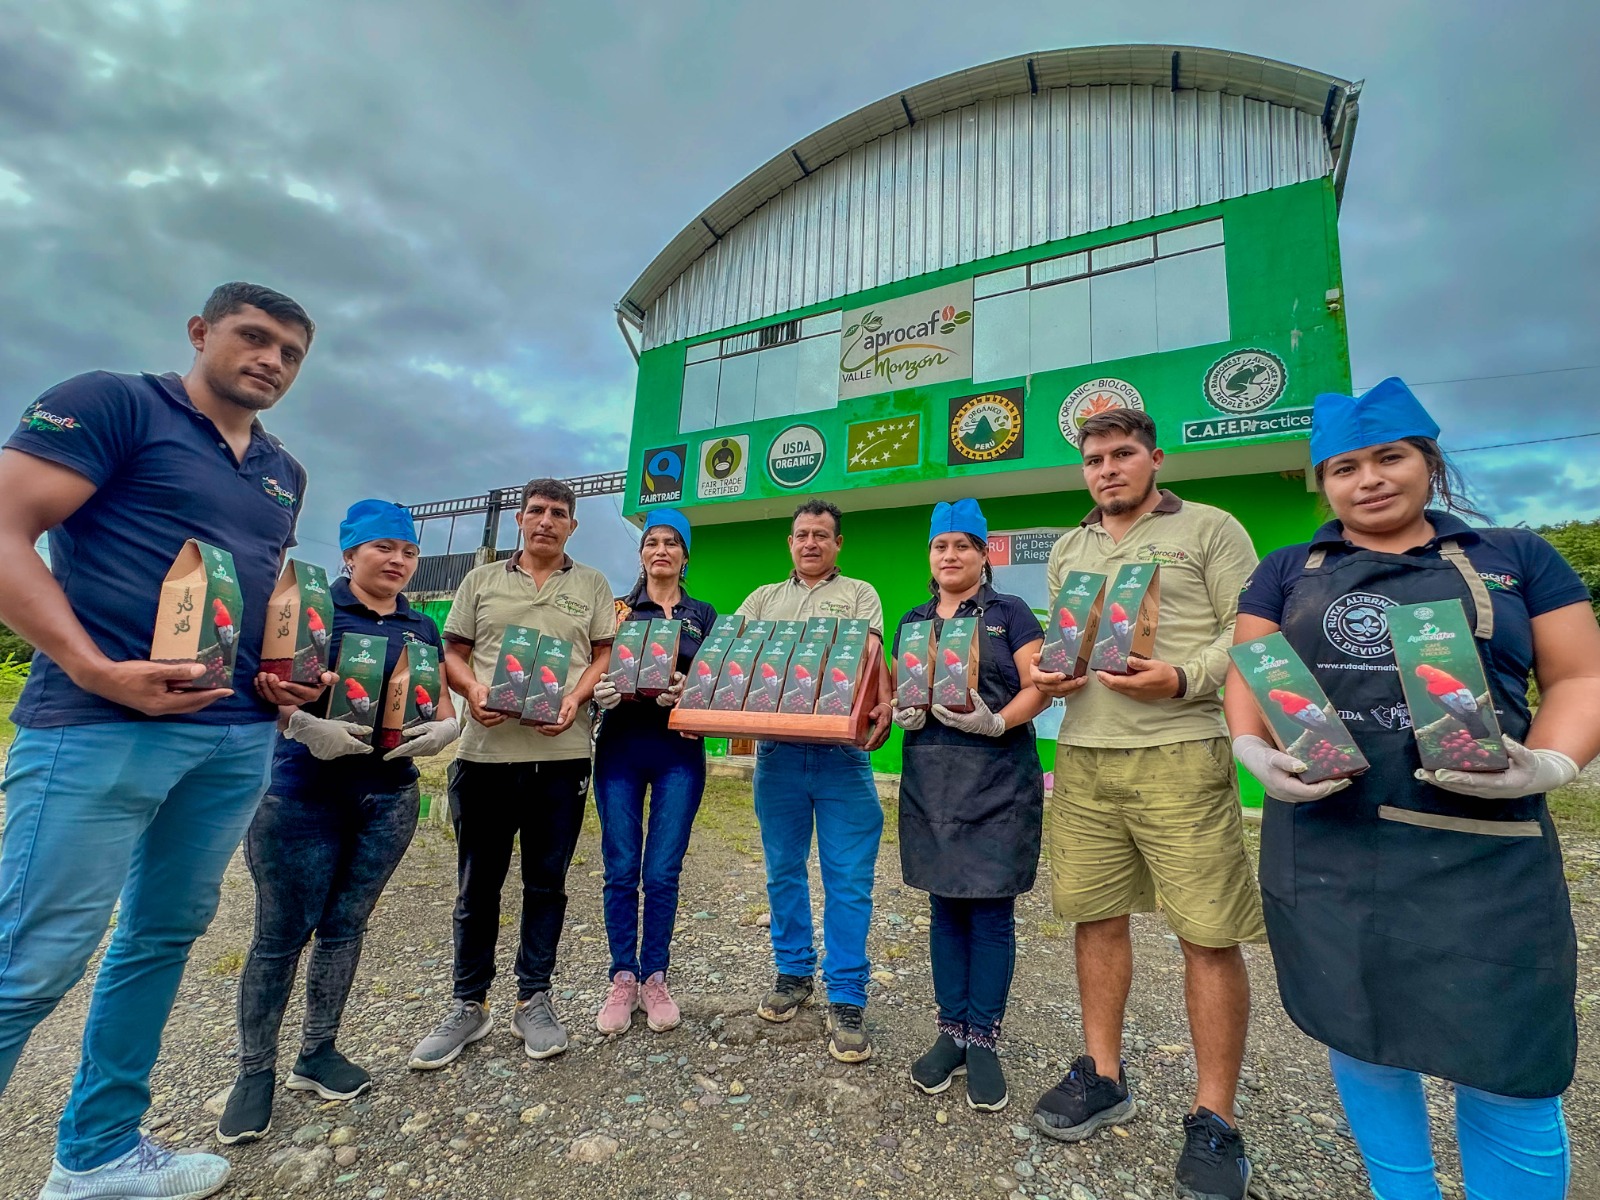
[215,1069,274,1145]
[826,1002,872,1063]
[964,1044,1008,1112]
[909,1033,966,1095]
[756,973,814,1023]
[1032,1054,1135,1141]
[285,1043,372,1101]
[1175,1107,1251,1200]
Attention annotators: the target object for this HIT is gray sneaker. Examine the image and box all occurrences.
[512,991,569,1060]
[38,1136,230,1198]
[408,1000,492,1070]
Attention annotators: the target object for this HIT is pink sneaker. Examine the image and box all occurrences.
[640,972,681,1032]
[596,971,639,1035]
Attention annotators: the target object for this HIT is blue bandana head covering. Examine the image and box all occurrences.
[339,499,417,551]
[1310,377,1440,466]
[642,507,691,555]
[929,498,988,545]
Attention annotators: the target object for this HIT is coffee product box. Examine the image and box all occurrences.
[741,620,776,644]
[519,634,574,726]
[636,619,683,697]
[678,635,733,712]
[743,640,795,713]
[709,614,746,640]
[260,559,334,685]
[895,620,936,710]
[1039,571,1107,679]
[816,640,867,717]
[804,617,839,645]
[1088,563,1160,674]
[837,619,873,646]
[772,619,808,643]
[710,637,763,711]
[930,617,980,711]
[486,624,540,715]
[779,639,830,715]
[608,620,651,697]
[1387,599,1509,772]
[151,540,245,690]
[1229,633,1369,783]
[378,641,443,752]
[327,632,388,738]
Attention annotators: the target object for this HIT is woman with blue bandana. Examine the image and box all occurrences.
[217,500,460,1145]
[1226,379,1600,1199]
[891,498,1049,1113]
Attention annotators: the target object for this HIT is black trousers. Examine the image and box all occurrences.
[448,757,590,1002]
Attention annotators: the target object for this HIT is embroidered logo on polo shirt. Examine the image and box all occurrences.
[1479,572,1519,592]
[22,403,79,434]
[820,601,852,617]
[260,476,298,508]
[553,596,589,617]
[1140,544,1189,566]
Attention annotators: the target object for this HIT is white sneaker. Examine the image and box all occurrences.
[38,1136,230,1199]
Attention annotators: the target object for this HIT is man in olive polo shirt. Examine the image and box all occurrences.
[410,478,613,1069]
[1026,410,1262,1200]
[739,499,892,1064]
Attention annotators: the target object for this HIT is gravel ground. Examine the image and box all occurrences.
[0,771,1596,1200]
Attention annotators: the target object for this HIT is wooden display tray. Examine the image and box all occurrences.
[669,661,879,746]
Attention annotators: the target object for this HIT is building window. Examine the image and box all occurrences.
[678,311,843,435]
[972,219,1228,382]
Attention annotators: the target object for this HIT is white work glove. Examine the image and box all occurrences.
[1233,734,1351,803]
[1416,737,1579,800]
[656,671,687,707]
[384,716,462,761]
[593,676,623,710]
[285,709,372,760]
[893,706,927,731]
[931,695,1006,737]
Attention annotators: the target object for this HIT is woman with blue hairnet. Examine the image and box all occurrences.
[891,499,1049,1113]
[1226,379,1600,1199]
[217,500,460,1145]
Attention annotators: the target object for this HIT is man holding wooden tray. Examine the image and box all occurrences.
[738,500,892,1063]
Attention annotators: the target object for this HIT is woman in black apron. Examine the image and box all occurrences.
[1225,378,1600,1199]
[891,498,1048,1113]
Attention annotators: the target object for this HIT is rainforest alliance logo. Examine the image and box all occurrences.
[1058,379,1145,448]
[947,389,1024,464]
[260,475,298,508]
[1203,349,1287,415]
[1322,590,1396,659]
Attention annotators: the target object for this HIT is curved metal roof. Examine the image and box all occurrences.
[618,44,1357,326]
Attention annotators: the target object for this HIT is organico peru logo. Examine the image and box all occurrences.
[697,435,749,499]
[1203,349,1287,415]
[22,403,80,434]
[1058,379,1145,448]
[638,444,687,506]
[947,389,1024,465]
[838,281,975,400]
[260,476,298,508]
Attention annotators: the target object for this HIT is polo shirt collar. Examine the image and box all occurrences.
[911,581,998,619]
[506,552,574,575]
[788,566,842,586]
[332,575,415,618]
[624,581,698,615]
[152,372,271,441]
[1080,488,1183,527]
[1309,509,1482,553]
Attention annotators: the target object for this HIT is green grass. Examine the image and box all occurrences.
[1550,779,1600,837]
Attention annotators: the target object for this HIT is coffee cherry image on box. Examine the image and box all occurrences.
[1386,600,1509,772]
[487,624,540,715]
[637,619,682,697]
[929,617,978,711]
[328,635,389,738]
[678,635,733,712]
[816,641,865,717]
[1038,572,1107,679]
[261,559,334,684]
[1088,564,1160,674]
[608,620,651,696]
[1228,633,1369,784]
[780,640,830,714]
[895,620,935,709]
[710,638,763,711]
[520,634,574,726]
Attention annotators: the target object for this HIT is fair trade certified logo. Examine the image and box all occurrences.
[639,444,687,507]
[948,389,1023,464]
[766,424,826,489]
[1058,379,1144,448]
[1203,349,1287,415]
[1322,591,1396,659]
[697,435,749,499]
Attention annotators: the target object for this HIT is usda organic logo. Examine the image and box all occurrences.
[766,424,826,489]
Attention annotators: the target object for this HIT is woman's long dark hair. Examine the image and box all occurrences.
[928,533,994,597]
[1314,436,1488,522]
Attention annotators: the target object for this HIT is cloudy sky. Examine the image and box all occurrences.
[2,0,1595,589]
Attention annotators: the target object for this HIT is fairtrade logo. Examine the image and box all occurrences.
[639,443,687,506]
[1203,350,1287,415]
[1322,591,1396,659]
[766,424,826,489]
[947,388,1024,465]
[1058,379,1144,448]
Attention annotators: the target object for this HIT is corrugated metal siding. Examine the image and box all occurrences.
[642,85,1330,351]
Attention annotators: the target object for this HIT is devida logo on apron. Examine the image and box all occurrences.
[1321,591,1396,659]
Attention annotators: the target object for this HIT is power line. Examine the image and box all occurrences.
[1447,430,1600,455]
[1357,363,1600,391]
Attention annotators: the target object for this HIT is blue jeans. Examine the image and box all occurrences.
[594,732,705,979]
[1328,1048,1570,1199]
[0,721,275,1170]
[929,894,1015,1048]
[752,742,882,1007]
[237,783,420,1074]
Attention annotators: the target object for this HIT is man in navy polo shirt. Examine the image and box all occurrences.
[0,282,325,1199]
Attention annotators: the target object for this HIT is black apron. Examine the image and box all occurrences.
[899,606,1044,899]
[1261,539,1578,1098]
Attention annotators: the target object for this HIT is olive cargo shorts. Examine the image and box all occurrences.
[1047,738,1266,947]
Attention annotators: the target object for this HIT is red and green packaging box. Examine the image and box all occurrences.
[709,614,746,640]
[780,640,830,714]
[744,640,795,713]
[772,619,809,643]
[608,620,651,696]
[636,619,683,697]
[1039,571,1106,679]
[804,617,839,644]
[895,620,936,709]
[1229,633,1369,783]
[152,539,244,690]
[486,624,540,715]
[327,633,388,738]
[1088,563,1160,674]
[930,616,979,712]
[816,640,867,717]
[710,637,763,711]
[519,633,574,726]
[260,559,334,685]
[1387,599,1509,772]
[378,642,443,752]
[837,619,872,646]
[679,634,733,711]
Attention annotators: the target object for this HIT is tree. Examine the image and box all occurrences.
[0,622,33,664]
[1536,518,1600,619]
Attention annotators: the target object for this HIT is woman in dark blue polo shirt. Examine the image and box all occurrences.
[590,508,717,1038]
[217,500,460,1145]
[891,499,1048,1113]
[1226,379,1600,1199]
